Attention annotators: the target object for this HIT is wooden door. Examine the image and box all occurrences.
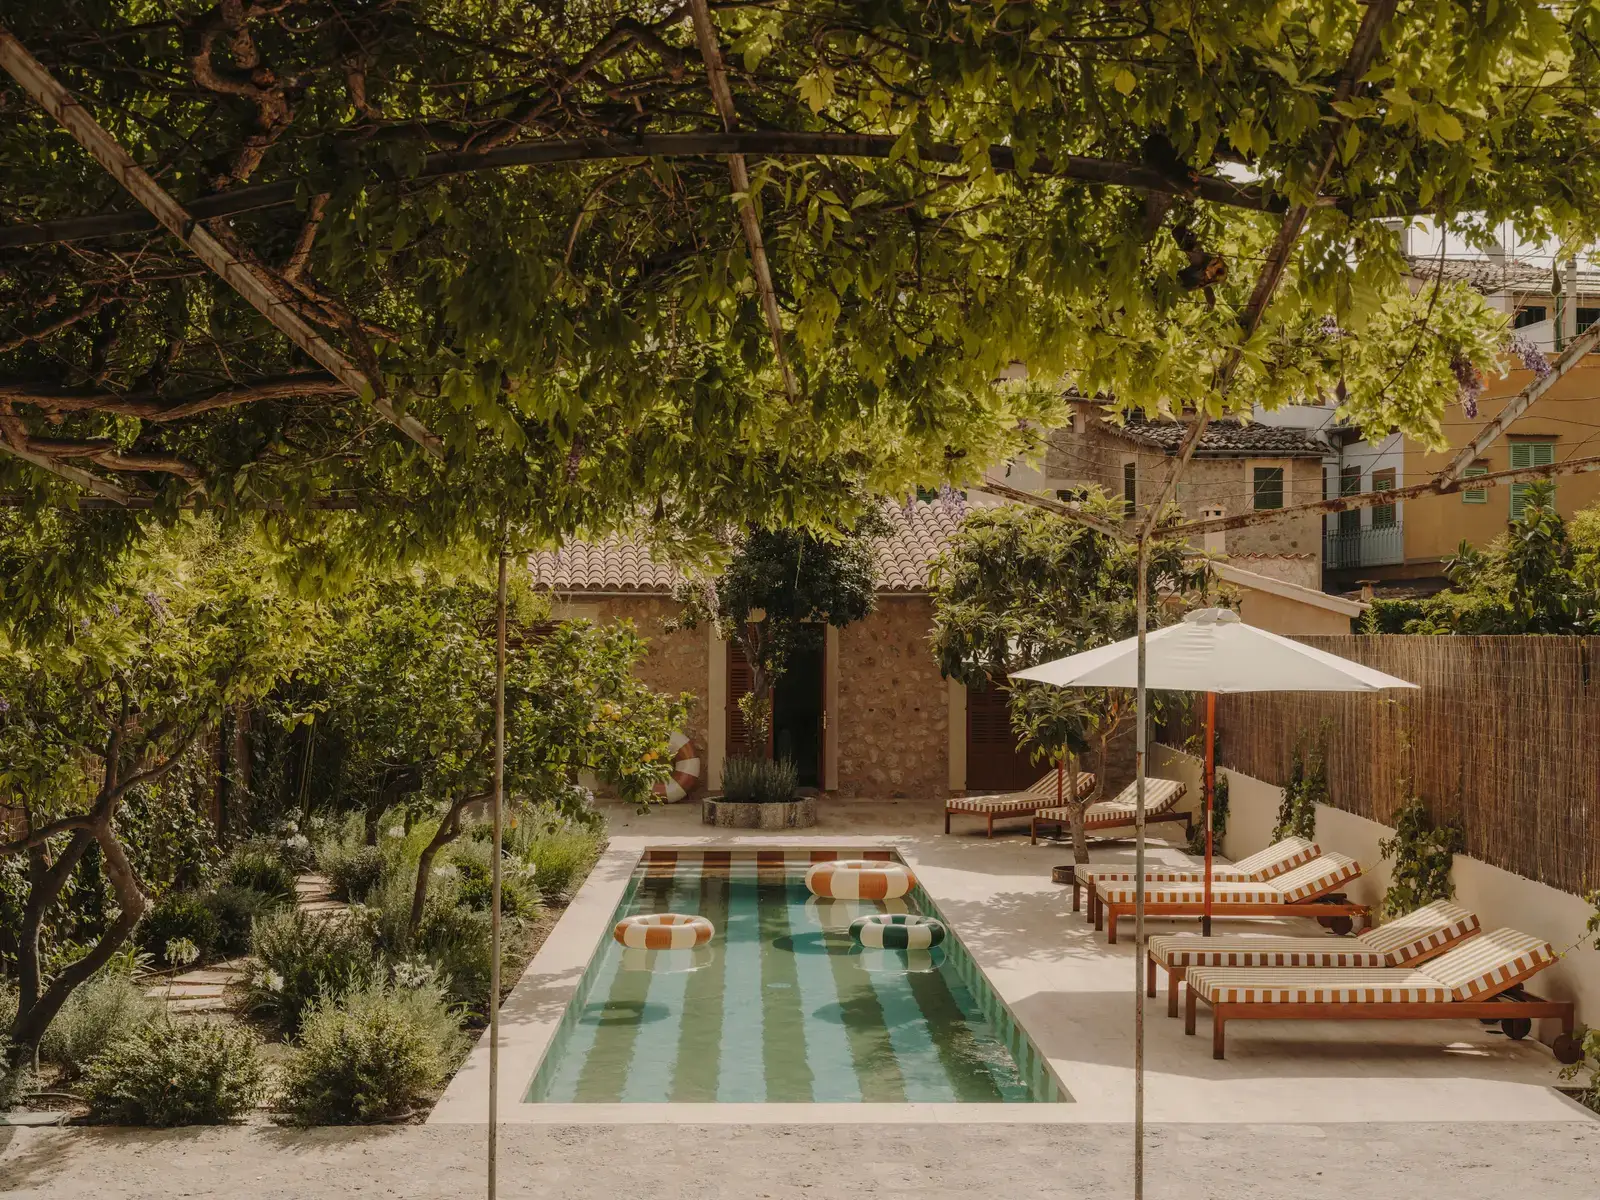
[965,685,1039,791]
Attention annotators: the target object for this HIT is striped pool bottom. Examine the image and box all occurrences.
[526,855,1063,1103]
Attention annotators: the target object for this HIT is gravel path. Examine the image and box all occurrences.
[4,1121,1600,1199]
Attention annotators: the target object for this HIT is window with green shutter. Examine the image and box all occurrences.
[1462,464,1488,503]
[1509,441,1556,520]
[1252,466,1284,510]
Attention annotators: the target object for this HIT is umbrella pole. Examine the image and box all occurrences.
[488,532,507,1200]
[1203,691,1215,937]
[1132,538,1149,1200]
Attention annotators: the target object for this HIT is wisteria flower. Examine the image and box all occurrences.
[1451,350,1485,419]
[1507,333,1553,380]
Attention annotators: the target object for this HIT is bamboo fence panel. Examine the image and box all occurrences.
[1179,636,1600,898]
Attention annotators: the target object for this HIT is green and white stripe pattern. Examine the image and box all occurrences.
[850,913,946,950]
[526,853,1064,1103]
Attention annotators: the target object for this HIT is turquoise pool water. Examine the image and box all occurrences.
[525,850,1066,1103]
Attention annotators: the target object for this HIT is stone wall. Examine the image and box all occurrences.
[587,595,710,753]
[835,596,951,799]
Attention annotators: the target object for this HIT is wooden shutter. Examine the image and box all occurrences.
[1462,464,1488,503]
[727,639,757,759]
[1509,441,1556,520]
[965,686,1041,792]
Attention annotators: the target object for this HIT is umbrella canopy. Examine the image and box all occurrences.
[1010,607,1418,694]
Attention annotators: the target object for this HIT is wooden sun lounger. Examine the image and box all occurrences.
[943,769,1095,837]
[1030,777,1190,847]
[1147,898,1481,1017]
[1092,853,1368,944]
[1182,926,1579,1060]
[1072,836,1321,920]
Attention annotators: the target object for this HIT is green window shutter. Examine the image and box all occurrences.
[1509,441,1556,520]
[1252,466,1284,510]
[1462,465,1488,503]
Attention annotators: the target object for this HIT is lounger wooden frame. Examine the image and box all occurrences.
[1030,778,1191,847]
[1092,862,1368,945]
[1072,837,1321,923]
[1184,969,1575,1060]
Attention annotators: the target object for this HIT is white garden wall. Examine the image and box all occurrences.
[1153,743,1600,1034]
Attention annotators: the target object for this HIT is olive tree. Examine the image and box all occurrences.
[0,520,316,1056]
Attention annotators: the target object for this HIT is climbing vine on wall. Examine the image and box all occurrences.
[1378,797,1464,917]
[1272,725,1327,842]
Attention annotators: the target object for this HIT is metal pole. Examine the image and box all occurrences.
[488,537,507,1200]
[1203,691,1216,937]
[1132,537,1149,1200]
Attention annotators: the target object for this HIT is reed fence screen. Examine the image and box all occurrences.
[1162,636,1600,898]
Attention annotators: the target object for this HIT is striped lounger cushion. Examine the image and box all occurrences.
[947,771,1094,817]
[1083,836,1322,891]
[1185,927,1557,1006]
[1149,935,1387,969]
[1149,899,1480,970]
[1095,853,1359,907]
[1035,777,1185,828]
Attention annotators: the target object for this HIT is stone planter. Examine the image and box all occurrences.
[700,795,817,829]
[1050,864,1077,886]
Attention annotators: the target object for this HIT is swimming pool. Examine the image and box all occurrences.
[525,849,1066,1103]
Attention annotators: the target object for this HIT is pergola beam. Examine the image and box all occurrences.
[684,0,797,400]
[0,439,135,504]
[0,27,444,461]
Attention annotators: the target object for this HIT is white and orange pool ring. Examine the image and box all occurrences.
[804,859,914,900]
[649,733,702,803]
[613,912,715,950]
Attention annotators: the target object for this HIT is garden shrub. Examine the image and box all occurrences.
[444,840,539,918]
[139,890,222,964]
[720,756,798,805]
[416,901,495,1009]
[40,969,160,1079]
[205,885,285,958]
[222,846,298,900]
[319,842,385,902]
[0,982,26,1108]
[247,908,382,1032]
[517,824,604,902]
[278,982,466,1125]
[81,1020,265,1126]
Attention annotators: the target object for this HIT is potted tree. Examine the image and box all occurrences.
[677,513,886,828]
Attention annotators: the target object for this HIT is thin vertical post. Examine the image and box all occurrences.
[488,535,508,1200]
[1132,537,1150,1199]
[1203,691,1216,937]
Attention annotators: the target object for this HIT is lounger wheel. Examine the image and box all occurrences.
[1553,1033,1584,1066]
[1316,915,1354,935]
[1500,1017,1533,1041]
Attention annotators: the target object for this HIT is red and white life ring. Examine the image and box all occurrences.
[650,732,702,803]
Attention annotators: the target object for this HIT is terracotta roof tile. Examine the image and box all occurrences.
[527,499,966,595]
[1108,416,1326,458]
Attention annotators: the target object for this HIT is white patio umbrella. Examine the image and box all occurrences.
[1011,607,1416,932]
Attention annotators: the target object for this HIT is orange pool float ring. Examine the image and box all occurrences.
[613,912,715,950]
[804,859,914,900]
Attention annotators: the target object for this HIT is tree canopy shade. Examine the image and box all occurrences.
[4,0,1599,578]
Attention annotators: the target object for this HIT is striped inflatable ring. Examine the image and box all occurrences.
[612,912,715,950]
[804,859,914,900]
[850,913,946,950]
[650,732,702,803]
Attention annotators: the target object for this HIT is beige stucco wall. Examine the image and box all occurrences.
[1154,744,1600,1036]
[1404,358,1600,566]
[836,596,951,799]
[1235,587,1355,636]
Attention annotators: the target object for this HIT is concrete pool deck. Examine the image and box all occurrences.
[431,797,1595,1128]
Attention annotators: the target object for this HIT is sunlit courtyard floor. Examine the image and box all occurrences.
[8,795,1598,1198]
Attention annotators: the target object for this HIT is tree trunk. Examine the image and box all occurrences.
[408,797,469,939]
[9,823,144,1056]
[1065,753,1090,865]
[15,831,93,1019]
